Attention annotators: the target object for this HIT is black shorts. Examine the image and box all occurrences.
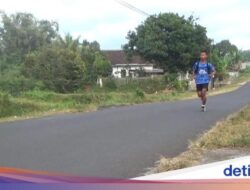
[196,83,209,92]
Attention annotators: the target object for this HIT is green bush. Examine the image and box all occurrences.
[0,92,11,111]
[0,75,45,96]
[135,88,145,98]
[22,89,112,107]
[138,78,165,94]
[164,74,188,91]
[215,72,229,81]
[164,73,178,83]
[22,90,57,101]
[24,47,86,93]
[172,80,188,92]
[241,66,250,74]
[103,78,117,90]
[0,91,42,118]
[114,77,165,94]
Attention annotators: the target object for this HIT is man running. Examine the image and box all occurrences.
[193,50,215,112]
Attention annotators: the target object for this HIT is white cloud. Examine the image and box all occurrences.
[72,18,141,49]
[0,0,249,50]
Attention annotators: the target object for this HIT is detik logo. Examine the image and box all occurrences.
[224,165,250,177]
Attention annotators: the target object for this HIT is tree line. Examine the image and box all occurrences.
[123,13,249,77]
[0,12,112,93]
[0,12,250,94]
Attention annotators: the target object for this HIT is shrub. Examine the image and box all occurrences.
[0,75,45,96]
[114,77,166,94]
[138,78,165,94]
[215,72,229,81]
[164,74,188,91]
[165,73,178,84]
[172,80,188,92]
[0,92,42,118]
[0,92,11,111]
[240,66,250,74]
[135,88,145,98]
[24,47,86,93]
[103,78,117,90]
[22,90,57,101]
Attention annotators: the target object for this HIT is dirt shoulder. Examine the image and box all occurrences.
[150,105,250,175]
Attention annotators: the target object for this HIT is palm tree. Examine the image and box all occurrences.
[57,33,80,52]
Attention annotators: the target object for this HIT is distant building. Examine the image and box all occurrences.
[103,50,164,78]
[240,62,250,70]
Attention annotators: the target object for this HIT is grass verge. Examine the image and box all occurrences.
[1,70,250,122]
[0,90,192,122]
[151,105,250,174]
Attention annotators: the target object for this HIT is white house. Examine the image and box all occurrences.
[240,62,250,70]
[103,50,164,78]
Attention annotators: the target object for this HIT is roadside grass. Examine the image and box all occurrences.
[1,69,250,122]
[196,107,250,148]
[0,87,194,122]
[151,105,250,174]
[208,69,250,96]
[0,93,45,118]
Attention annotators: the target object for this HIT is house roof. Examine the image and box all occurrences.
[103,50,152,65]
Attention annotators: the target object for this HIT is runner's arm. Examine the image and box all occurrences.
[209,64,216,78]
[192,63,197,80]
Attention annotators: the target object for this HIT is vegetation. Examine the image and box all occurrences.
[0,75,190,120]
[239,50,250,62]
[147,68,250,174]
[1,10,250,178]
[124,14,242,83]
[0,90,184,120]
[0,11,248,120]
[124,13,210,72]
[152,105,250,174]
[214,43,238,73]
[2,68,250,121]
[0,12,112,94]
[23,44,86,93]
[197,107,250,148]
[0,92,43,118]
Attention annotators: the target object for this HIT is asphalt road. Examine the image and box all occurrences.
[1,83,250,179]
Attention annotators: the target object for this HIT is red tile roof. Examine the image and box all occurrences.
[103,50,152,65]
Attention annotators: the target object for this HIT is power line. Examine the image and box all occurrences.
[114,0,150,16]
[114,0,150,17]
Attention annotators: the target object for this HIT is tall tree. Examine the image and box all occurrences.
[93,52,112,77]
[24,45,86,93]
[57,33,80,52]
[213,40,239,70]
[123,13,211,72]
[214,40,237,57]
[80,40,110,83]
[239,50,250,62]
[0,12,58,64]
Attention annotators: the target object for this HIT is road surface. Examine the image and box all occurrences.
[0,83,250,178]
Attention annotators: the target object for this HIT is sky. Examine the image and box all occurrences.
[0,0,249,50]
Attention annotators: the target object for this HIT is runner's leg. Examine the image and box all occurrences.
[197,85,205,110]
[197,84,202,99]
[197,91,202,98]
[201,88,207,105]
